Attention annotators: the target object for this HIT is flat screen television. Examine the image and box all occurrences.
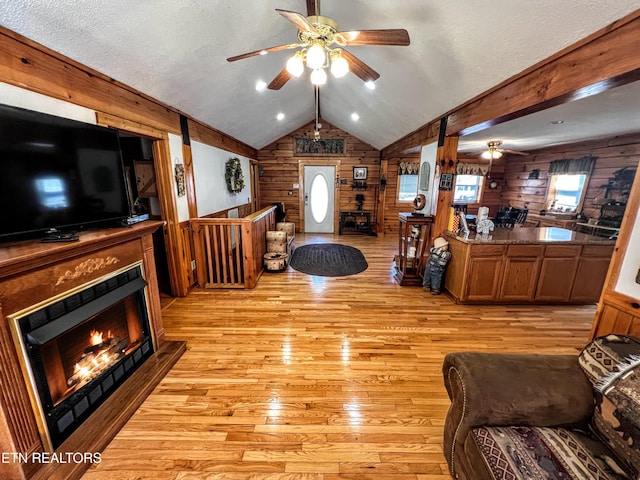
[0,103,131,242]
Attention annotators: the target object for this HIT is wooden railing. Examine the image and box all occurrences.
[190,206,276,289]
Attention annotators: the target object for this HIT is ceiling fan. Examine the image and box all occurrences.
[226,2,410,90]
[481,140,529,159]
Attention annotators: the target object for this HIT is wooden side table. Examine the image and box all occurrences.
[339,211,372,235]
[394,212,433,286]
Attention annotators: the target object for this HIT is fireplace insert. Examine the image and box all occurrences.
[10,264,154,449]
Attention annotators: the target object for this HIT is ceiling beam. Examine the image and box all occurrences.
[382,8,640,158]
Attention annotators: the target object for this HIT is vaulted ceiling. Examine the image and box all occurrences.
[1,1,639,153]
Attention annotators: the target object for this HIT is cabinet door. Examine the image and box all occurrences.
[571,257,611,302]
[536,257,579,302]
[134,161,157,197]
[500,257,541,301]
[465,257,503,301]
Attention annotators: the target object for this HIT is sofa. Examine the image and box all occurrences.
[442,334,640,479]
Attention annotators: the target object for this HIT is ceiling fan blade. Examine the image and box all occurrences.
[341,49,380,83]
[276,9,318,34]
[268,69,293,90]
[226,43,301,62]
[338,29,410,46]
[502,149,529,156]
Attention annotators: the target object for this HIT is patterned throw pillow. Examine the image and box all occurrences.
[579,334,640,476]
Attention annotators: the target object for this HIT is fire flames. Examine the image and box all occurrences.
[67,330,128,388]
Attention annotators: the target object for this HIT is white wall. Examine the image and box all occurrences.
[615,206,640,298]
[0,82,96,123]
[191,140,251,217]
[168,133,190,222]
[418,142,438,216]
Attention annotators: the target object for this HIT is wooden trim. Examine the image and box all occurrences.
[96,112,176,138]
[187,118,257,159]
[182,144,198,219]
[153,138,190,297]
[431,137,459,243]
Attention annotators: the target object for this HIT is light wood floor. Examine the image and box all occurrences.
[81,233,598,480]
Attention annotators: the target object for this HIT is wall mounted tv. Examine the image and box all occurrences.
[0,103,131,242]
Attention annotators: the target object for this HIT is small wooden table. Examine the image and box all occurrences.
[394,213,433,286]
[339,211,372,235]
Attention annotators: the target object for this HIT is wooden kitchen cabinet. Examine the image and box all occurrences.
[500,245,543,301]
[535,245,581,302]
[443,228,615,304]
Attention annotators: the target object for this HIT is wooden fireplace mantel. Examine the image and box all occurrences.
[0,221,186,480]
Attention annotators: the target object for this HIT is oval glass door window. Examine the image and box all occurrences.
[310,173,329,224]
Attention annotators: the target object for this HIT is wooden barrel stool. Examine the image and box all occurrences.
[263,252,288,272]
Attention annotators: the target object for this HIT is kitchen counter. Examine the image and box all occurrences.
[443,227,615,304]
[446,227,615,245]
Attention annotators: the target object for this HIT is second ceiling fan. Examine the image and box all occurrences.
[226,1,410,90]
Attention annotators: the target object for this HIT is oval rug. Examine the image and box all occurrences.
[289,243,368,277]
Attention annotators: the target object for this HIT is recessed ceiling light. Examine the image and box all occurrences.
[550,120,565,125]
[351,112,360,121]
[255,80,267,91]
[365,81,376,90]
[276,112,285,121]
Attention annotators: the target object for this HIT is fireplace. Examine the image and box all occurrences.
[9,263,154,451]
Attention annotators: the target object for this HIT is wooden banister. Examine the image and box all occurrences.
[190,206,276,289]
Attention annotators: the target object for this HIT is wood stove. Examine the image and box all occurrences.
[10,263,154,450]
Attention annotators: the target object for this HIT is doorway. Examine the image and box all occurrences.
[304,165,336,233]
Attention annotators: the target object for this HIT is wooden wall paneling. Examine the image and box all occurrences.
[257,120,380,234]
[500,133,640,216]
[377,158,388,234]
[380,153,421,236]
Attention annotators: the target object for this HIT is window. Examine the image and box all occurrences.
[546,173,587,211]
[453,175,484,203]
[397,174,418,202]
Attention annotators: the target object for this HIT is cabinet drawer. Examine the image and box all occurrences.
[582,245,615,257]
[545,245,581,257]
[507,245,543,257]
[470,245,505,257]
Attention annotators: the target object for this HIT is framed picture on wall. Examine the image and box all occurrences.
[353,167,368,180]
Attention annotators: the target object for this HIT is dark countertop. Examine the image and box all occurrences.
[444,227,615,245]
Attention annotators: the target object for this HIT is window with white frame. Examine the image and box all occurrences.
[544,156,595,212]
[546,173,587,211]
[453,175,484,203]
[397,173,418,202]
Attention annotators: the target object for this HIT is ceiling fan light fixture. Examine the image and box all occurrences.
[330,49,349,78]
[481,149,502,160]
[285,51,304,77]
[306,43,326,70]
[310,68,327,85]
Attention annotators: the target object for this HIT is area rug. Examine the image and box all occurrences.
[289,243,368,277]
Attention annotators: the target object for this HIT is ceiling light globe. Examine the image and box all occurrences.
[306,44,325,70]
[330,56,349,78]
[481,151,492,160]
[285,53,304,77]
[310,68,327,85]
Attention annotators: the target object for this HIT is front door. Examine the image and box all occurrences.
[304,165,335,233]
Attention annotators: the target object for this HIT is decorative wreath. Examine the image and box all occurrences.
[225,157,245,193]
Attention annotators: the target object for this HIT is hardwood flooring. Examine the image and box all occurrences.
[81,233,598,479]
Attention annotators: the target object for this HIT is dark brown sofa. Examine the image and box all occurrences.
[442,335,640,480]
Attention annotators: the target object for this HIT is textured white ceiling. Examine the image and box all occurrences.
[0,1,638,151]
